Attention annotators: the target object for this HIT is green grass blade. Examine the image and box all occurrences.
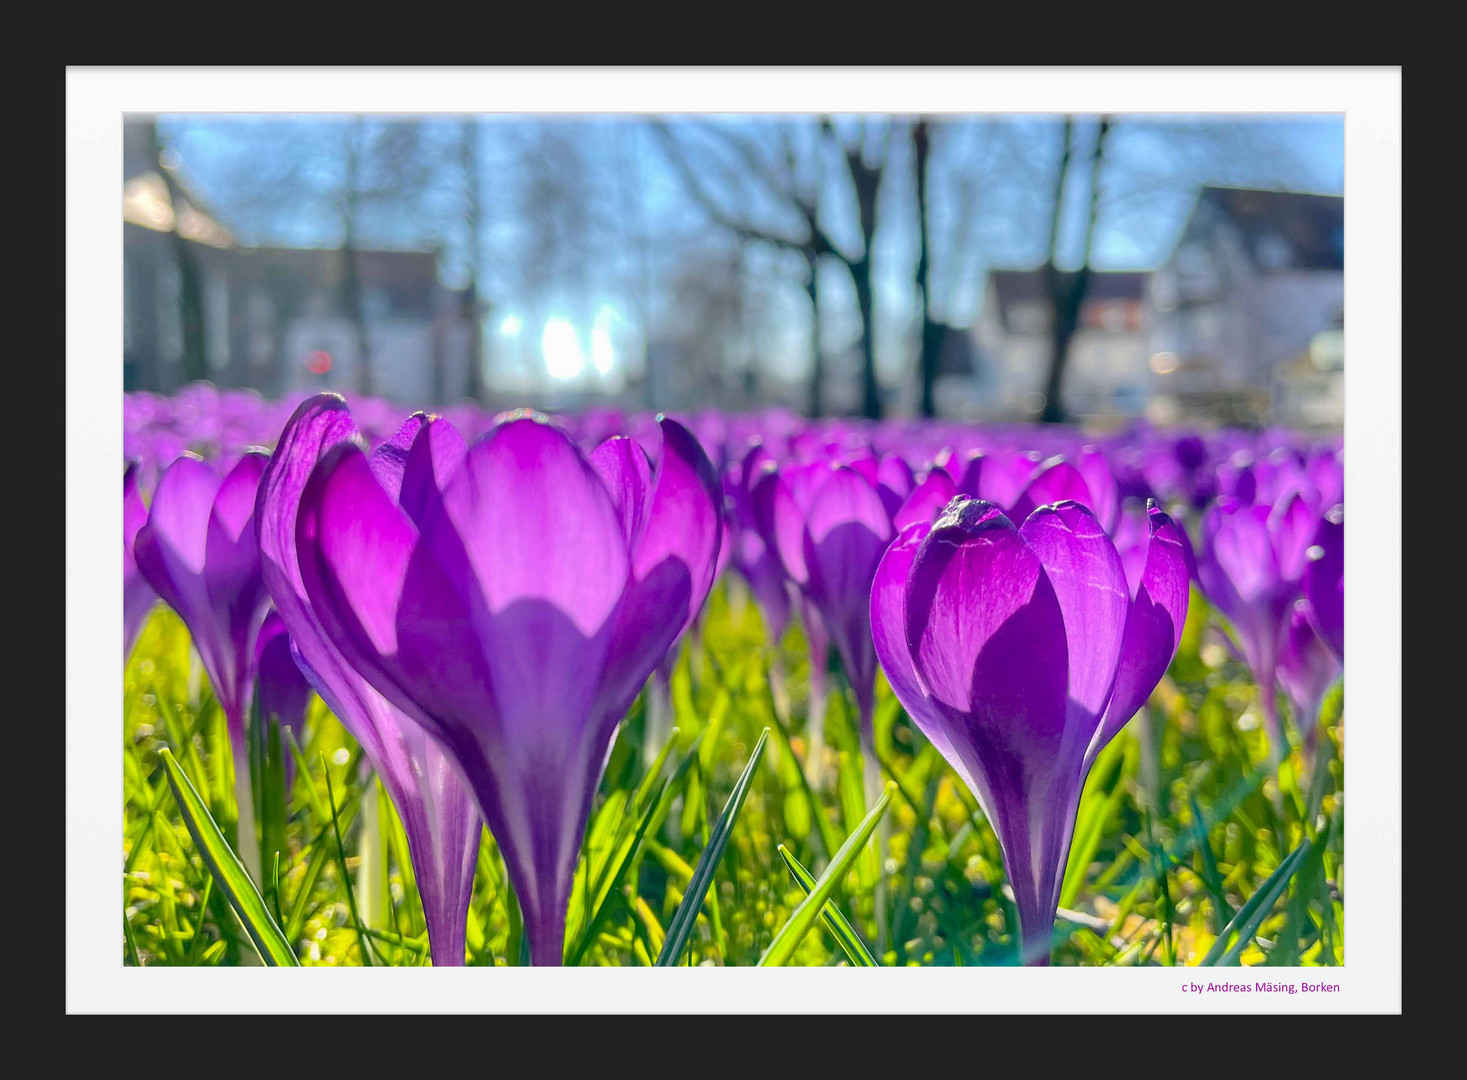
[635,725,681,811]
[158,748,299,966]
[566,774,669,966]
[123,911,142,967]
[761,671,844,862]
[186,875,215,965]
[1058,734,1129,910]
[1189,794,1235,929]
[655,728,769,967]
[322,758,375,966]
[759,781,894,967]
[1198,837,1312,967]
[778,844,877,966]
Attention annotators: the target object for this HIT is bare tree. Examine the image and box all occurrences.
[821,117,893,419]
[333,119,436,395]
[652,118,848,416]
[913,118,940,418]
[457,118,487,404]
[166,117,439,396]
[516,124,600,331]
[1039,116,1110,424]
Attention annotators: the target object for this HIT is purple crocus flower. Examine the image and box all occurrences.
[1276,600,1342,753]
[294,408,722,965]
[134,450,273,751]
[255,611,312,733]
[769,462,895,750]
[257,395,483,966]
[1302,506,1344,662]
[725,444,792,644]
[1196,493,1318,759]
[960,448,1044,508]
[1010,453,1120,534]
[124,462,158,661]
[254,610,313,792]
[134,449,273,878]
[870,497,1189,965]
[894,466,959,532]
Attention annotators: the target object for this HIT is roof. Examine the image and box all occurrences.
[122,171,235,249]
[1197,186,1344,271]
[986,269,1149,331]
[229,246,449,318]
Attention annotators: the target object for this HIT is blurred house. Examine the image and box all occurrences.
[123,130,474,404]
[123,122,237,394]
[220,247,474,404]
[1146,186,1344,427]
[957,270,1151,421]
[951,186,1344,427]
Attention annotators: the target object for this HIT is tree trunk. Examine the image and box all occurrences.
[171,231,209,385]
[342,123,374,398]
[827,118,887,421]
[914,119,942,418]
[1039,116,1110,425]
[464,285,484,405]
[805,251,824,417]
[430,308,447,405]
[461,119,486,404]
[1040,268,1090,423]
[852,256,880,419]
[341,238,373,397]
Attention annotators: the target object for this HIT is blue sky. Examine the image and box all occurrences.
[158,114,1344,393]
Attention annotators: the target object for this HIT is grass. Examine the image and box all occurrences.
[121,579,1344,967]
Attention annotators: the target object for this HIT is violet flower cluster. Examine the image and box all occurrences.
[124,384,1343,967]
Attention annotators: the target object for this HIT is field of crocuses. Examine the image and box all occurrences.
[122,385,1343,968]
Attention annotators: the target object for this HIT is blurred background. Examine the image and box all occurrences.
[123,113,1343,428]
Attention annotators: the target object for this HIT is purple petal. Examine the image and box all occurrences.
[403,417,636,962]
[136,451,270,734]
[259,396,480,965]
[1198,499,1291,690]
[124,462,158,657]
[904,499,1068,736]
[878,452,916,501]
[767,470,812,585]
[870,519,953,759]
[1199,500,1279,610]
[1018,501,1129,733]
[433,416,629,639]
[398,415,468,526]
[1277,598,1342,726]
[1010,457,1095,524]
[589,435,655,553]
[255,609,312,732]
[800,466,894,719]
[1269,491,1316,583]
[367,413,427,498]
[1302,506,1344,660]
[894,467,959,532]
[1110,501,1151,598]
[1089,502,1191,766]
[598,416,723,721]
[954,452,985,498]
[978,450,1042,507]
[138,454,220,582]
[902,497,1072,960]
[1077,448,1120,533]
